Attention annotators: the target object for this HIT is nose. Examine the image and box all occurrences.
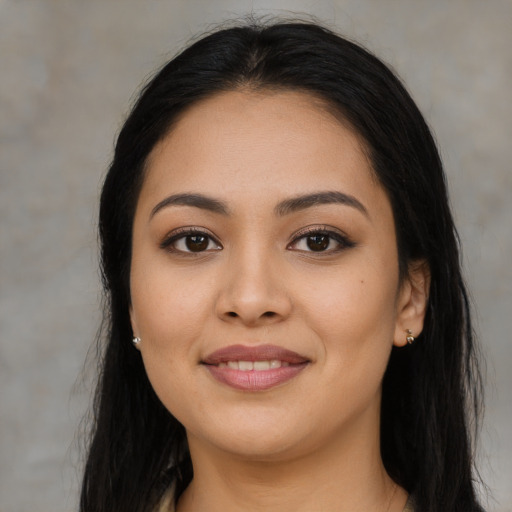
[215,248,292,326]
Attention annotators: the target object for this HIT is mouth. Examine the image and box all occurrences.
[202,344,310,391]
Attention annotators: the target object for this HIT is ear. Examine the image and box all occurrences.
[129,305,142,351]
[393,260,430,347]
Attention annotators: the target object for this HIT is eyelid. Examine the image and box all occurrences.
[159,224,354,254]
[159,226,222,252]
[287,225,355,252]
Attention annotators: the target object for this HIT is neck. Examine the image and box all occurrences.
[177,409,406,512]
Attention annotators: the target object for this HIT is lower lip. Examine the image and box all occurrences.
[204,363,308,391]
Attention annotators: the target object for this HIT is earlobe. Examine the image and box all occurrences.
[129,306,142,350]
[393,260,430,347]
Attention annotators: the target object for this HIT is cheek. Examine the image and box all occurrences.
[130,262,214,404]
[298,269,398,421]
[131,258,212,340]
[132,283,205,423]
[296,255,400,402]
[300,263,399,343]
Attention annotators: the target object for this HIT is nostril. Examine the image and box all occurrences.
[263,311,276,318]
[227,312,238,317]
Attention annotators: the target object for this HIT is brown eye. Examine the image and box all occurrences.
[185,235,209,252]
[306,234,330,252]
[288,228,355,254]
[161,229,222,254]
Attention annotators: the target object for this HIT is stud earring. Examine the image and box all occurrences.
[405,329,415,344]
[132,336,141,347]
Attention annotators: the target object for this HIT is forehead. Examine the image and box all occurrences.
[141,89,383,215]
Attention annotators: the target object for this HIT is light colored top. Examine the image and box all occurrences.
[157,489,416,512]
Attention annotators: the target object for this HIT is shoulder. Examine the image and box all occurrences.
[403,494,416,512]
[155,486,176,512]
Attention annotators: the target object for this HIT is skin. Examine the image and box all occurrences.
[129,90,429,512]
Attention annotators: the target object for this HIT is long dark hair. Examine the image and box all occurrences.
[81,21,485,512]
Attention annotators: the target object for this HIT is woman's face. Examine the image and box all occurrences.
[130,90,426,460]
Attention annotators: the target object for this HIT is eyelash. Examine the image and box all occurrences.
[160,226,355,255]
[287,226,355,254]
[160,227,222,254]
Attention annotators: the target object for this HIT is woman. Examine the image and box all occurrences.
[80,21,485,512]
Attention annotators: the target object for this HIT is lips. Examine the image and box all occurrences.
[202,344,309,391]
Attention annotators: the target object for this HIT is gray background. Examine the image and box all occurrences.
[0,1,510,510]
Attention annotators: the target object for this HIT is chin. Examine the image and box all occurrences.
[187,408,312,461]
[214,433,304,461]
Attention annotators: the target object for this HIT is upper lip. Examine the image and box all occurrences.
[202,344,309,365]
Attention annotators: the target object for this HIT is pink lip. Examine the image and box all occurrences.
[202,344,309,391]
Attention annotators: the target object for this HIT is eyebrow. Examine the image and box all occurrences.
[150,190,368,219]
[150,193,230,218]
[275,191,369,218]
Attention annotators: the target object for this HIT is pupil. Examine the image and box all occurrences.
[186,235,208,252]
[307,234,329,251]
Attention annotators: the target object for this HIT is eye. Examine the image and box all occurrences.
[160,228,222,254]
[288,227,354,253]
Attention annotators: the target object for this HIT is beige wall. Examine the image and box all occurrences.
[1,1,510,510]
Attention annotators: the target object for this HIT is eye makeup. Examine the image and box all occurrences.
[159,223,356,257]
[287,225,356,254]
[159,226,222,254]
